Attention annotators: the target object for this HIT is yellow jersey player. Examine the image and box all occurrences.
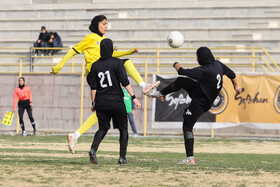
[50,15,160,153]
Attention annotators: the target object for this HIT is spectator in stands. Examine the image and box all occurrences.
[13,77,37,136]
[123,87,138,137]
[33,26,48,56]
[46,32,63,55]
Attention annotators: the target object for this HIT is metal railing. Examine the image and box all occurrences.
[1,46,279,136]
[0,46,279,74]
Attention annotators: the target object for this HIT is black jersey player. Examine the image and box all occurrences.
[148,47,242,164]
[87,38,141,164]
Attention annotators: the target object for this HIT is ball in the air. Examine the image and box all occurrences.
[167,31,184,48]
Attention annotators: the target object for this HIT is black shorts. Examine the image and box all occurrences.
[174,77,213,132]
[96,103,127,130]
[18,99,31,109]
[182,98,212,132]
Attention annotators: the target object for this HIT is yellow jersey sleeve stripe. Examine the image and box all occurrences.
[72,47,80,54]
[73,35,91,54]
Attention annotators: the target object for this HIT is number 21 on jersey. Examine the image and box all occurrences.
[98,70,112,88]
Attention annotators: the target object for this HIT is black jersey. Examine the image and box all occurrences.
[87,38,130,110]
[178,60,235,103]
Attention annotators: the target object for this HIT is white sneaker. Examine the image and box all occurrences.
[22,131,27,136]
[67,133,78,154]
[141,81,160,94]
[146,91,165,101]
[133,134,138,137]
[177,157,195,165]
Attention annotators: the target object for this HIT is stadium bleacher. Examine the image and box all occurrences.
[0,0,279,136]
[0,0,280,73]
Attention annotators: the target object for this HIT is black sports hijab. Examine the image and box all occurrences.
[18,77,25,89]
[89,15,107,37]
[196,47,215,65]
[100,38,113,60]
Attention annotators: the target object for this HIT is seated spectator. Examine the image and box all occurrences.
[47,32,63,55]
[33,26,48,56]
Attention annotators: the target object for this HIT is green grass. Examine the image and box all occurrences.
[0,135,279,186]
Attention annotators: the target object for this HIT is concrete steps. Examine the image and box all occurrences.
[2,27,280,41]
[1,15,279,27]
[0,1,280,74]
[1,6,280,19]
[1,0,280,8]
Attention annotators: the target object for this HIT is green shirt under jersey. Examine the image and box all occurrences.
[122,88,134,114]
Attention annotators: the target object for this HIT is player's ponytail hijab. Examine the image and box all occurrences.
[196,47,215,65]
[89,15,107,37]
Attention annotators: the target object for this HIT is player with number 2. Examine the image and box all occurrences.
[147,47,242,165]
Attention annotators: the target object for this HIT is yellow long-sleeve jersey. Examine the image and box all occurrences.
[52,33,135,76]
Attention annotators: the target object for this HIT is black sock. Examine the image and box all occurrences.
[119,129,128,158]
[91,129,107,152]
[184,131,194,157]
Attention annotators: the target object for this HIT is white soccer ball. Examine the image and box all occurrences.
[167,31,184,48]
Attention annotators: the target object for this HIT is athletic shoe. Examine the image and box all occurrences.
[22,131,27,136]
[141,81,160,94]
[177,157,195,165]
[89,149,98,164]
[67,133,78,154]
[34,53,38,56]
[146,91,165,101]
[33,130,37,136]
[118,157,127,164]
[133,133,138,137]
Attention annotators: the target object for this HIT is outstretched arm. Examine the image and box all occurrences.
[112,48,137,58]
[173,62,203,81]
[173,62,181,71]
[51,35,91,74]
[51,49,77,74]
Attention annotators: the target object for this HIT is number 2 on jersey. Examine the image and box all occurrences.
[98,70,112,88]
[216,74,221,89]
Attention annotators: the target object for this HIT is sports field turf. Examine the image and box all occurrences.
[0,134,279,186]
